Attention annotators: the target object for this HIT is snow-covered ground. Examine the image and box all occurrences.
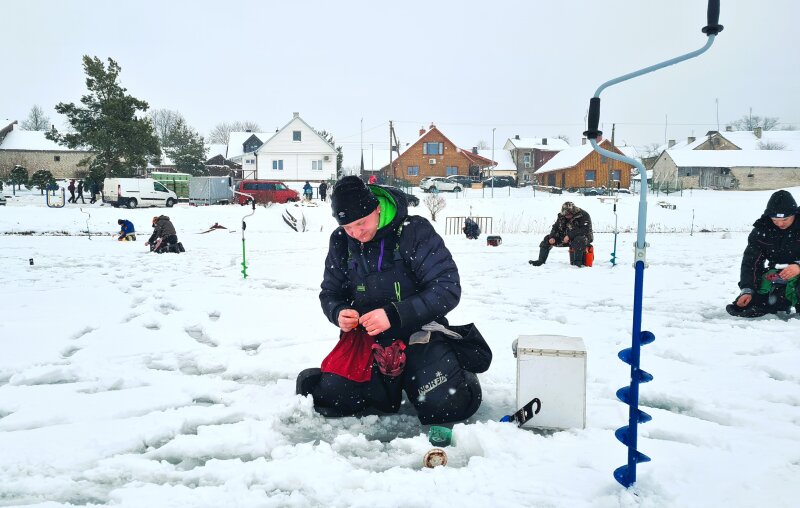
[1,186,798,507]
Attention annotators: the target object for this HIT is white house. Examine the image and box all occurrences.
[251,113,337,182]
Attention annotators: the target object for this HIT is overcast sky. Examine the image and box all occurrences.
[3,0,798,168]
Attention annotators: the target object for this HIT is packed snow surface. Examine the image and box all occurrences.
[1,186,798,507]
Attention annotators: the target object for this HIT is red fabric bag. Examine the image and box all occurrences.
[320,328,374,382]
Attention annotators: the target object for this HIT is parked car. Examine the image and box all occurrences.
[445,175,476,188]
[0,194,6,206]
[482,176,516,188]
[235,180,299,205]
[381,185,419,207]
[103,178,178,208]
[420,176,463,193]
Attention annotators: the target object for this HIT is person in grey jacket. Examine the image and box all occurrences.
[145,215,184,253]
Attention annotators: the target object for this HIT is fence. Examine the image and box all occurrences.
[445,216,493,235]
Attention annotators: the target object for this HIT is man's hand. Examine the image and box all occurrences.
[548,237,556,245]
[359,308,390,336]
[337,308,360,332]
[779,263,800,281]
[563,235,569,243]
[736,294,752,308]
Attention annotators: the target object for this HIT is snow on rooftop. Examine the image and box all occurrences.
[505,137,570,150]
[477,149,514,170]
[0,126,88,152]
[665,148,800,168]
[535,143,598,174]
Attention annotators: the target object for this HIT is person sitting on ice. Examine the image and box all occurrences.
[302,181,313,202]
[296,176,490,424]
[145,215,184,253]
[116,219,136,241]
[529,201,593,267]
[727,190,800,318]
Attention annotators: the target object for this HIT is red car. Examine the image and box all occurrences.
[236,180,299,205]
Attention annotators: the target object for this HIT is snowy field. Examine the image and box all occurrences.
[1,186,799,507]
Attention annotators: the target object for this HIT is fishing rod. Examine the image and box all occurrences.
[582,0,723,488]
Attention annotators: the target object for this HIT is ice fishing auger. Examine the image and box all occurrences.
[235,193,257,279]
[582,1,723,488]
[79,207,92,240]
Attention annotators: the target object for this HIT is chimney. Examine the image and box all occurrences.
[754,126,762,139]
[688,136,696,144]
[514,134,520,140]
[429,122,435,130]
[472,147,478,154]
[293,112,299,118]
[725,125,733,132]
[419,127,426,136]
[581,137,587,145]
[245,129,252,133]
[668,139,676,148]
[542,138,547,145]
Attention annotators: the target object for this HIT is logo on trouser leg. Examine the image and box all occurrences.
[418,371,447,398]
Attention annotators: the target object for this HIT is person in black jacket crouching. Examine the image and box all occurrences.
[297,176,490,424]
[727,190,800,318]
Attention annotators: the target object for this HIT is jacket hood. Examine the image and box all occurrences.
[370,185,408,241]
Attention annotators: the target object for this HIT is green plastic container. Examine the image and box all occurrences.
[427,426,452,447]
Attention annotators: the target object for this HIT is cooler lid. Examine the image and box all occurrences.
[516,335,586,358]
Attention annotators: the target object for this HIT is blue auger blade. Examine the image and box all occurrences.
[635,369,654,383]
[640,331,655,345]
[638,409,652,424]
[633,450,651,464]
[616,386,631,404]
[615,425,632,446]
[618,347,633,365]
[614,465,634,488]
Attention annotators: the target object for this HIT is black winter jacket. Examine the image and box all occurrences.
[548,209,593,243]
[739,214,800,292]
[319,186,461,342]
[148,215,177,244]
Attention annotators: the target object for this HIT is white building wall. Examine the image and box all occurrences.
[256,116,336,181]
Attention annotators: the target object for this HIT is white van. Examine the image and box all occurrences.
[103,178,178,208]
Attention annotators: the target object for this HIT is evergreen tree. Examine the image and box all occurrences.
[20,105,51,131]
[30,169,56,195]
[315,129,343,174]
[165,118,208,176]
[46,56,161,180]
[10,165,28,194]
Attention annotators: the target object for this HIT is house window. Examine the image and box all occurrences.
[272,160,284,170]
[523,153,531,164]
[293,131,301,142]
[584,170,596,182]
[611,170,621,181]
[312,160,323,171]
[407,165,419,177]
[601,155,607,163]
[423,142,443,155]
[53,155,61,162]
[446,166,458,176]
[245,158,255,165]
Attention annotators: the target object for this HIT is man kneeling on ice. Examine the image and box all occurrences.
[297,176,491,424]
[727,190,800,318]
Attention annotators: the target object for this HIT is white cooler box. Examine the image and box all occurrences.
[514,335,587,430]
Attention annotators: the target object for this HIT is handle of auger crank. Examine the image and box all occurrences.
[703,0,723,35]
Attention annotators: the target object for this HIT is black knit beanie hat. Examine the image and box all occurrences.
[764,190,797,218]
[331,176,379,225]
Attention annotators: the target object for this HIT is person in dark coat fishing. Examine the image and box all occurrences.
[297,176,489,424]
[529,201,594,267]
[727,190,800,318]
[318,181,328,202]
[145,215,184,253]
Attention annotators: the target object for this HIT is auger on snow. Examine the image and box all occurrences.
[582,0,723,488]
[236,193,257,279]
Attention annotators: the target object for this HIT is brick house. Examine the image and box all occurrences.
[384,124,495,185]
[503,136,569,186]
[534,138,632,190]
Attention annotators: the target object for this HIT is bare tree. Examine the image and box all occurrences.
[475,140,489,150]
[208,121,262,144]
[757,141,786,150]
[20,105,50,131]
[150,109,185,147]
[424,194,446,222]
[730,114,780,131]
[556,134,571,144]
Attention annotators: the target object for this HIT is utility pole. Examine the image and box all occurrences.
[715,98,720,132]
[389,121,394,184]
[611,123,616,146]
[491,127,496,198]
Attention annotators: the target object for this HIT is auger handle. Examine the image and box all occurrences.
[703,0,724,35]
[583,97,602,140]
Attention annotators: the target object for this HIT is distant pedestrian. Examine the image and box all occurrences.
[318,181,328,202]
[368,174,377,184]
[67,180,76,203]
[303,181,313,202]
[89,181,100,204]
[76,180,85,204]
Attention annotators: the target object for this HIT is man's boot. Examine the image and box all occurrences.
[570,247,584,267]
[529,246,549,266]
